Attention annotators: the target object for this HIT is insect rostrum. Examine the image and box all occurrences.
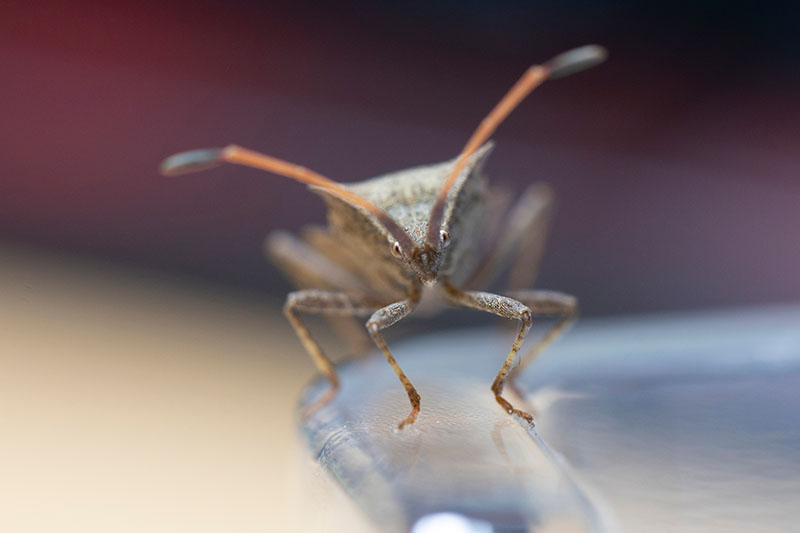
[161,45,607,429]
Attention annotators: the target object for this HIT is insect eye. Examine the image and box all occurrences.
[391,241,403,258]
[439,230,451,249]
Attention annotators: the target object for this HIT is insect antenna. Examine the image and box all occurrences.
[425,44,608,250]
[160,145,417,254]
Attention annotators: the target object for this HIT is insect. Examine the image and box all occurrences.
[161,45,607,429]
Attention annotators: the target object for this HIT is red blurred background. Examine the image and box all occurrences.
[2,0,799,316]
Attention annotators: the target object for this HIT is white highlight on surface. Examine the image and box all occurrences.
[412,512,493,533]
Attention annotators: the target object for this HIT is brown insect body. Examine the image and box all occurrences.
[161,45,607,429]
[311,143,493,300]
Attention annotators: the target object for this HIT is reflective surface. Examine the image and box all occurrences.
[5,244,798,532]
[299,306,800,531]
[299,347,615,533]
[529,309,800,532]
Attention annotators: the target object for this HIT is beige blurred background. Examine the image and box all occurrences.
[0,243,335,532]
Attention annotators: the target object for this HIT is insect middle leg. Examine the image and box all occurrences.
[283,290,377,417]
[503,290,578,404]
[267,231,374,357]
[506,290,578,374]
[442,285,535,424]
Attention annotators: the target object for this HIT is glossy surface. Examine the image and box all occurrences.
[299,306,800,531]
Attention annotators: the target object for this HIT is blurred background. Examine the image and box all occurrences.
[1,1,799,531]
[3,0,799,315]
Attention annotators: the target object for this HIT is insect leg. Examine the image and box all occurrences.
[503,290,578,404]
[505,184,557,291]
[283,290,378,417]
[326,316,375,358]
[442,285,534,424]
[265,230,368,294]
[365,297,420,429]
[266,231,373,356]
[505,290,578,373]
[466,183,554,290]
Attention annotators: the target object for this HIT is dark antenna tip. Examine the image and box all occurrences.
[159,148,225,176]
[545,45,608,79]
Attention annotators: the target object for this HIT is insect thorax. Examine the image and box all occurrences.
[311,144,493,293]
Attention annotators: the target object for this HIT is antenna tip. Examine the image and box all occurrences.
[545,45,608,79]
[159,148,225,176]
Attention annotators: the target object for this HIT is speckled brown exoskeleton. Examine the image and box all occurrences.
[161,45,607,429]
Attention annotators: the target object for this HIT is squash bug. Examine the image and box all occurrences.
[161,45,607,429]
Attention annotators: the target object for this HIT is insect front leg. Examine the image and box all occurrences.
[365,297,420,430]
[283,290,378,417]
[442,285,535,424]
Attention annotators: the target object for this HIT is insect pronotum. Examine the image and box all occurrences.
[161,45,607,429]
